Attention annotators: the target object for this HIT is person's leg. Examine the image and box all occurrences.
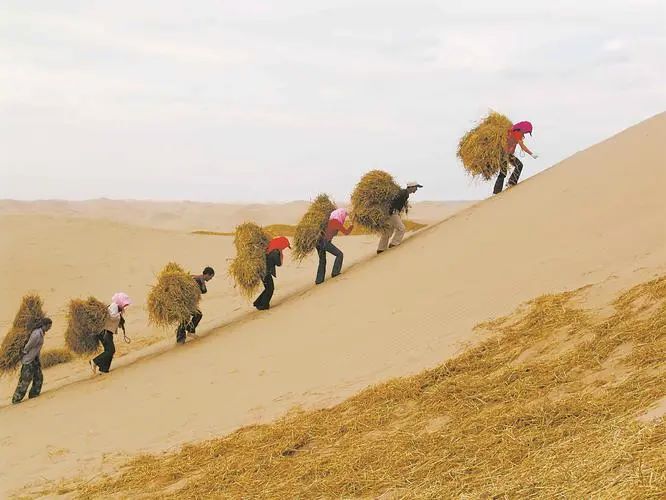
[92,333,106,368]
[389,214,406,247]
[315,242,327,284]
[28,359,43,399]
[507,155,524,186]
[328,241,344,277]
[377,218,395,253]
[254,274,274,310]
[12,363,34,404]
[96,332,115,372]
[493,164,507,194]
[189,310,203,333]
[176,322,187,343]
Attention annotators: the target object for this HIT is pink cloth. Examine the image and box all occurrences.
[111,292,132,309]
[512,121,533,135]
[329,208,348,225]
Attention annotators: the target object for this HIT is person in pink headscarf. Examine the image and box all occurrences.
[90,292,131,374]
[315,208,354,285]
[493,121,539,194]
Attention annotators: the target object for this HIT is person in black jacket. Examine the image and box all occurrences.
[254,237,290,311]
[377,181,422,253]
[176,266,215,344]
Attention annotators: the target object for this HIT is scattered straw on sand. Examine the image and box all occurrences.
[48,276,666,498]
[41,348,74,369]
[0,294,46,375]
[458,111,513,180]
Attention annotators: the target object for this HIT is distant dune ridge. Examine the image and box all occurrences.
[0,112,665,497]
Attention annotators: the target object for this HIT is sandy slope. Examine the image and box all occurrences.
[1,113,665,495]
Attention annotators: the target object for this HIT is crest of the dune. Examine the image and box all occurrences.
[1,112,665,497]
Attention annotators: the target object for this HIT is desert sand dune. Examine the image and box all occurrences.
[0,113,664,496]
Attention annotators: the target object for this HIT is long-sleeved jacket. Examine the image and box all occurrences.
[266,249,283,278]
[322,219,353,242]
[21,328,45,364]
[390,189,410,214]
[193,275,207,294]
[103,303,123,334]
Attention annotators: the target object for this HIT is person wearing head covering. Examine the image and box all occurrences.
[315,208,354,285]
[176,266,215,344]
[90,292,131,374]
[12,317,52,404]
[493,121,539,194]
[254,236,290,311]
[377,181,423,254]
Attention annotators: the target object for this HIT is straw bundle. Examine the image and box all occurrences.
[228,223,270,299]
[457,111,513,180]
[0,294,46,375]
[41,348,74,369]
[64,275,666,498]
[292,194,337,261]
[148,262,201,327]
[350,170,401,233]
[64,297,108,355]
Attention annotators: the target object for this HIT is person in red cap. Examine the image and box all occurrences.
[493,121,538,194]
[254,236,290,310]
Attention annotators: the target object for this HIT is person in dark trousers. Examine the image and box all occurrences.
[254,236,290,311]
[316,208,354,284]
[494,121,538,194]
[90,292,131,374]
[176,266,215,344]
[377,181,422,254]
[12,317,52,404]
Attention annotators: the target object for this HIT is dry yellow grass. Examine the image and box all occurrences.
[194,221,427,238]
[292,194,337,261]
[48,276,666,498]
[228,222,270,299]
[41,348,74,369]
[351,170,402,233]
[64,297,108,355]
[458,111,513,180]
[147,262,201,327]
[0,294,46,375]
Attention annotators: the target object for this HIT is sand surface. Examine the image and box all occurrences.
[0,113,664,495]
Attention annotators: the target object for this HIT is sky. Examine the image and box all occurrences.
[1,0,664,202]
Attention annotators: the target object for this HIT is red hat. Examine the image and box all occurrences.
[266,236,291,254]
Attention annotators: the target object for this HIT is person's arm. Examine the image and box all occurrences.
[518,139,537,158]
[333,219,353,235]
[22,330,40,354]
[197,276,207,294]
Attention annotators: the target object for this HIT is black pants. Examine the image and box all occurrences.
[493,154,523,194]
[176,310,203,343]
[12,358,43,404]
[316,240,343,284]
[253,273,274,310]
[93,330,116,373]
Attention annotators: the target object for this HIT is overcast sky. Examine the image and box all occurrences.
[1,1,664,202]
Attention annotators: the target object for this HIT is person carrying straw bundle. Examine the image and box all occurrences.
[493,120,538,194]
[12,317,52,404]
[90,292,131,374]
[315,208,354,285]
[377,181,422,254]
[254,236,290,311]
[176,266,215,344]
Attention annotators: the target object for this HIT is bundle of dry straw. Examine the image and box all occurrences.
[457,111,513,180]
[292,194,337,261]
[0,294,46,375]
[64,297,108,355]
[228,222,270,299]
[148,262,201,327]
[351,170,401,233]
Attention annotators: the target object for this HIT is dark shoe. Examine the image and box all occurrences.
[389,244,397,248]
[176,338,186,345]
[255,305,270,311]
[376,250,384,254]
[331,273,340,278]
